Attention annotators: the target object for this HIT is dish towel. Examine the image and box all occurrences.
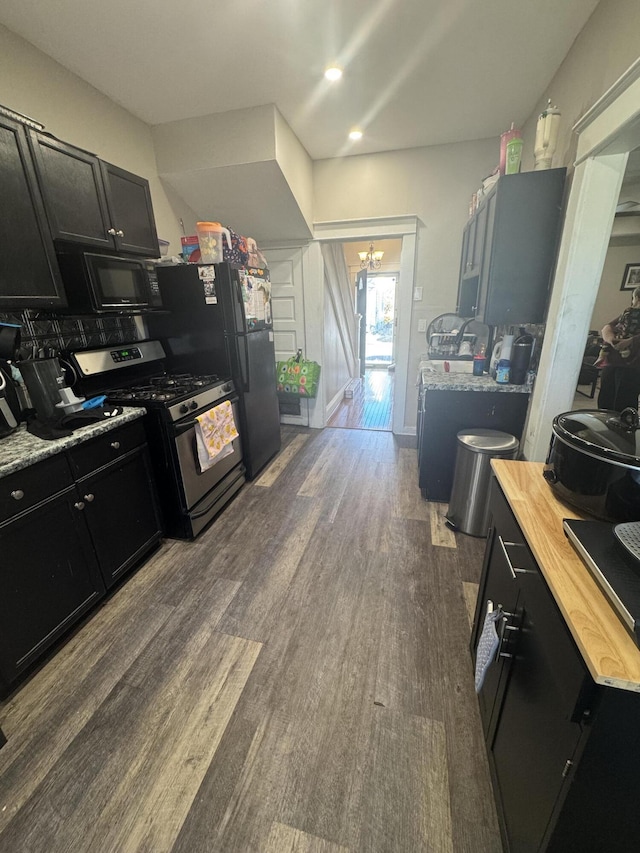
[195,401,239,472]
[474,601,502,693]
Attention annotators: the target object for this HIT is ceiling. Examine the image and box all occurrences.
[0,0,599,161]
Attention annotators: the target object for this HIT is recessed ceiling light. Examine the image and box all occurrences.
[324,66,343,82]
[349,129,363,141]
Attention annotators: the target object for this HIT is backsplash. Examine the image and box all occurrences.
[0,309,141,357]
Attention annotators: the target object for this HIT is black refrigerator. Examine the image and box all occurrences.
[149,262,281,479]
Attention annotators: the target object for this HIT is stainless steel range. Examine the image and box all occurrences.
[68,340,245,539]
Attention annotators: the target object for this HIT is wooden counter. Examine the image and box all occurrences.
[492,458,640,692]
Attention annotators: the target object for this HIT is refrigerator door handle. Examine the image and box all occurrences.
[241,334,251,392]
[227,333,251,393]
[234,274,247,333]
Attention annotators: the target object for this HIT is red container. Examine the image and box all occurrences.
[180,235,201,263]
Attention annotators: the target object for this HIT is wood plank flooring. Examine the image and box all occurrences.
[327,368,393,431]
[0,426,501,853]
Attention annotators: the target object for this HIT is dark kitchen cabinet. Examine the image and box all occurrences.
[417,385,529,502]
[0,418,162,694]
[0,456,104,689]
[29,132,159,256]
[70,423,161,588]
[456,169,566,325]
[0,115,67,308]
[472,477,640,853]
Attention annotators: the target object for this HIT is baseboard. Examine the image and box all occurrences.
[326,384,348,421]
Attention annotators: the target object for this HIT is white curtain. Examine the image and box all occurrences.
[321,242,359,378]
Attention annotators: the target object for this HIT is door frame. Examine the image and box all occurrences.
[314,215,418,435]
[524,58,640,460]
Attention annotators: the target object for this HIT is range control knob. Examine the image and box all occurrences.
[179,403,189,414]
[190,400,198,411]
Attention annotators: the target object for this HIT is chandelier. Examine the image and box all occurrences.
[359,242,384,270]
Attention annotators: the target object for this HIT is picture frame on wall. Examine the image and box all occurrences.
[620,263,640,290]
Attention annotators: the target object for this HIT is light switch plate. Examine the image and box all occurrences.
[414,287,423,301]
[418,319,427,332]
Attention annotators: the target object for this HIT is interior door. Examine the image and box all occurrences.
[356,268,367,376]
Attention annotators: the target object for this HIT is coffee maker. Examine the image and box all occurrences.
[19,358,68,423]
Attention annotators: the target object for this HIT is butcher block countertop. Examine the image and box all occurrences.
[492,459,640,693]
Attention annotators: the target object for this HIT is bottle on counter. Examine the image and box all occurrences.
[496,358,510,384]
[473,345,486,376]
[510,333,534,385]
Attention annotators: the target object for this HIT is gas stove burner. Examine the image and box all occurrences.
[195,374,219,386]
[105,371,227,408]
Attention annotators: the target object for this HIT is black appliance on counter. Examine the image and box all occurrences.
[55,251,163,313]
[544,408,640,522]
[147,263,281,480]
[0,362,20,437]
[68,340,245,539]
[564,518,640,647]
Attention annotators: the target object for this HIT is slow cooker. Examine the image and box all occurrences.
[544,408,640,522]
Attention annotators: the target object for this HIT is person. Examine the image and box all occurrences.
[597,285,640,411]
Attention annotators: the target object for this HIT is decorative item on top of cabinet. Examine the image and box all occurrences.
[28,132,160,257]
[0,115,67,309]
[456,169,566,325]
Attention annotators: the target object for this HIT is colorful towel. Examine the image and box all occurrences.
[195,401,239,472]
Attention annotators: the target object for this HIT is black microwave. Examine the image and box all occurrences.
[56,251,162,313]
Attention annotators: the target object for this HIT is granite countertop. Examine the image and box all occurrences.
[420,369,532,393]
[0,408,144,479]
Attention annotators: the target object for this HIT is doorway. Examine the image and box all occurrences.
[524,66,640,460]
[315,217,418,435]
[365,273,397,369]
[327,239,401,431]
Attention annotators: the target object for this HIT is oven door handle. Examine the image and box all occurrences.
[173,396,239,434]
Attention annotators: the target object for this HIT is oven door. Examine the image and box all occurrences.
[174,396,243,511]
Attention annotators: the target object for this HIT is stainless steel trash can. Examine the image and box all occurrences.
[446,429,519,536]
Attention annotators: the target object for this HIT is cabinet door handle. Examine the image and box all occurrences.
[498,535,529,579]
[84,493,95,502]
[498,614,520,658]
[107,227,117,236]
[116,229,124,237]
[10,489,24,500]
[110,441,120,450]
[74,501,85,511]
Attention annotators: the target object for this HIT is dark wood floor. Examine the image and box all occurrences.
[328,368,393,431]
[0,426,501,853]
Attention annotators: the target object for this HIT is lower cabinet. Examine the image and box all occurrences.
[472,478,640,852]
[74,444,162,588]
[418,387,529,502]
[0,420,162,694]
[0,485,105,686]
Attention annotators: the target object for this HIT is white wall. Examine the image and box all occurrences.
[0,24,197,258]
[314,138,498,429]
[323,283,352,407]
[521,0,640,174]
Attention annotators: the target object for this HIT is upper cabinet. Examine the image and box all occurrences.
[0,116,66,309]
[28,132,160,257]
[456,169,566,326]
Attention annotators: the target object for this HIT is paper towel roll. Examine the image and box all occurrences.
[500,335,514,361]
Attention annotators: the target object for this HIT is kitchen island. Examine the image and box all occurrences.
[417,369,530,502]
[473,459,640,852]
[0,409,162,695]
